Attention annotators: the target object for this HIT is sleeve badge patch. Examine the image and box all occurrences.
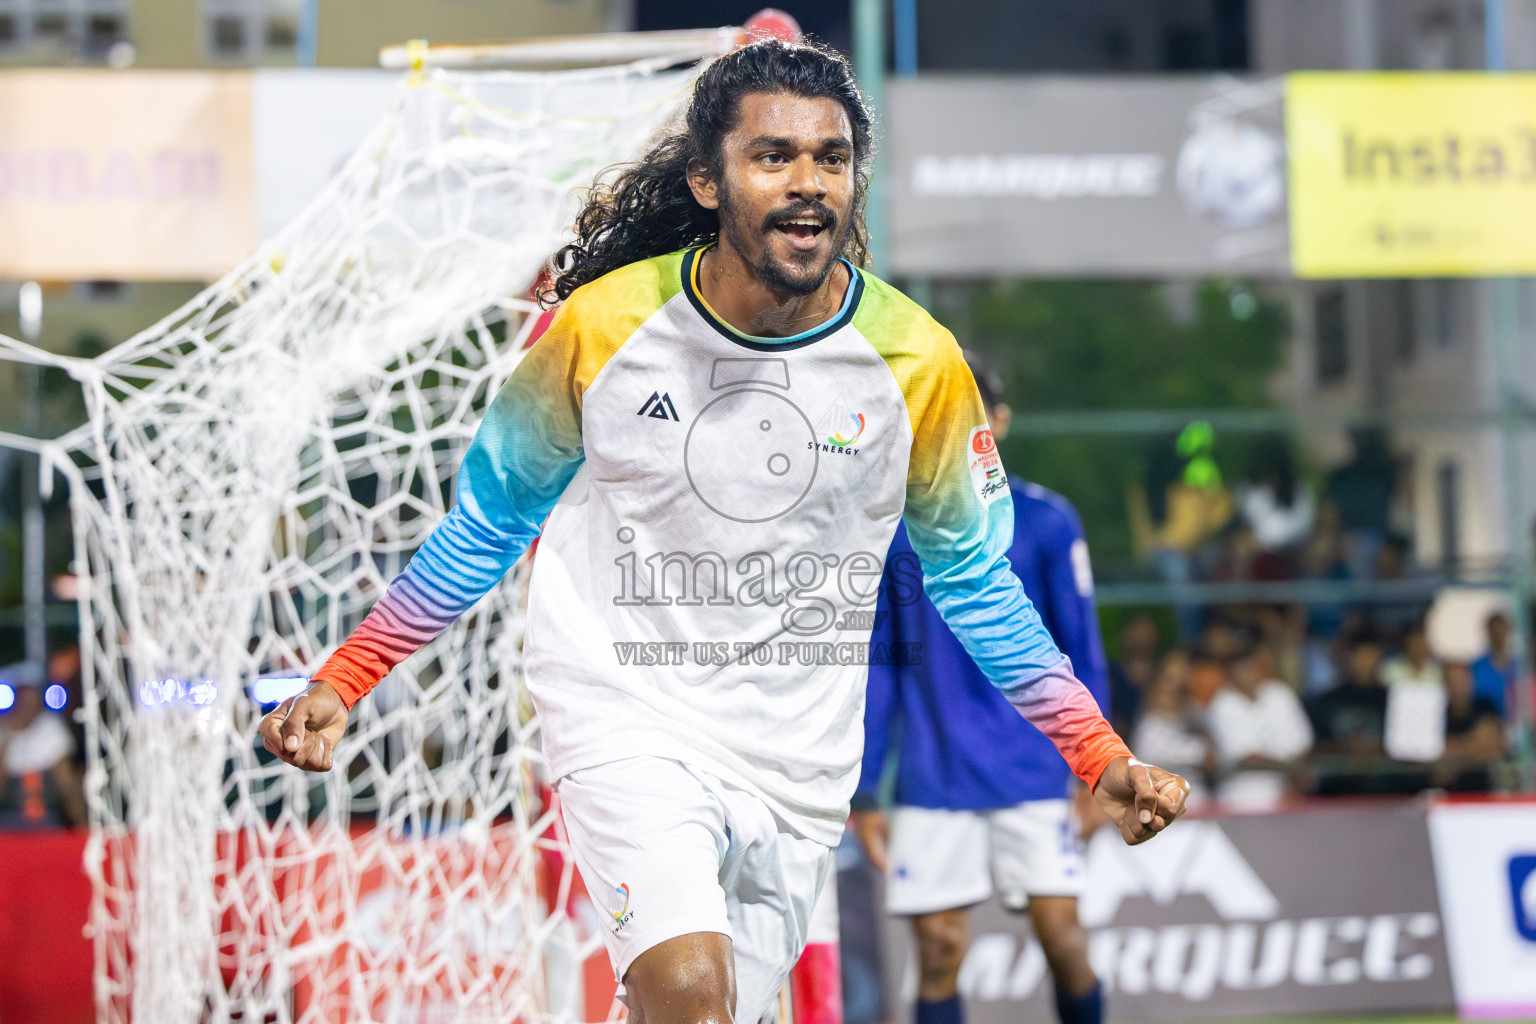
[967,425,1006,505]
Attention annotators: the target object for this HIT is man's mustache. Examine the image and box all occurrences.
[761,203,840,235]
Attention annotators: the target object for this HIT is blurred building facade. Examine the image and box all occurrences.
[0,0,616,68]
[3,0,1536,633]
[1256,0,1536,573]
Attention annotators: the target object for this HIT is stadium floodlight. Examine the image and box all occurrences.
[0,29,737,1024]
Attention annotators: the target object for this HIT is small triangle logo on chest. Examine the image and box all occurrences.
[637,391,680,421]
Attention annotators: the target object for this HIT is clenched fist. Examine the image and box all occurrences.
[258,681,348,772]
[1093,756,1189,846]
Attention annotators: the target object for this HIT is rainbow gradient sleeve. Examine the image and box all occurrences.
[855,277,1132,789]
[312,258,677,707]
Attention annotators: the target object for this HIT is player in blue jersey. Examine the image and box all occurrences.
[852,354,1107,1024]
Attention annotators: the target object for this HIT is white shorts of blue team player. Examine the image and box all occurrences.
[557,756,836,1024]
[885,799,1086,915]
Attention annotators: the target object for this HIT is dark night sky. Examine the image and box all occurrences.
[632,0,1248,73]
[635,2,853,58]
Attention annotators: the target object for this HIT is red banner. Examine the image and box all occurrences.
[0,830,94,1024]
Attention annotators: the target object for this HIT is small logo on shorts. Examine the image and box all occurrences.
[610,883,635,932]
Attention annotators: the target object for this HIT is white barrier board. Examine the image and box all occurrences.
[1427,799,1536,1020]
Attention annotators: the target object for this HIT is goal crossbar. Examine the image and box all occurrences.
[379,27,743,71]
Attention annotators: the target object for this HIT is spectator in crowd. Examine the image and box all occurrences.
[1381,622,1447,764]
[1436,661,1504,792]
[1207,643,1313,811]
[1131,423,1234,641]
[1370,535,1433,634]
[1307,633,1390,794]
[1381,621,1442,688]
[1132,650,1211,808]
[1297,504,1350,693]
[1186,654,1227,709]
[0,662,86,828]
[1299,501,1347,582]
[1471,611,1517,719]
[1256,603,1308,692]
[1109,612,1159,736]
[1188,619,1239,707]
[1211,523,1293,584]
[1196,618,1236,657]
[1238,435,1315,554]
[1325,427,1396,580]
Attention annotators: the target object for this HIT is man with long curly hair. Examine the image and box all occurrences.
[261,38,1188,1024]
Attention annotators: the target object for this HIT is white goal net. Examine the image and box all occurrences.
[0,47,717,1024]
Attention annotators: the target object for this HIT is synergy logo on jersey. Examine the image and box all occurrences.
[638,391,680,421]
[827,412,866,446]
[609,882,635,931]
[812,409,868,456]
[967,425,1006,504]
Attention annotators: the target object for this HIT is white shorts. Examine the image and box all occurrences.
[557,756,835,1024]
[885,799,1085,916]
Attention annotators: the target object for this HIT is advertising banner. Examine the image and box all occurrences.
[252,69,398,242]
[884,77,1290,277]
[0,71,254,281]
[1426,798,1536,1020]
[0,831,92,1024]
[882,802,1452,1022]
[1288,73,1536,277]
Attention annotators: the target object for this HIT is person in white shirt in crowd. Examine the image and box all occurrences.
[1132,649,1212,810]
[1237,436,1315,554]
[1380,620,1443,688]
[1380,620,1447,764]
[1206,643,1313,812]
[0,662,86,828]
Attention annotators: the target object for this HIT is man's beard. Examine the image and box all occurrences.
[718,186,853,298]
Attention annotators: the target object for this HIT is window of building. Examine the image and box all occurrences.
[0,0,127,56]
[210,13,244,54]
[1314,286,1350,387]
[85,12,118,48]
[1429,279,1456,351]
[265,12,295,50]
[202,0,300,61]
[1437,459,1460,572]
[1391,280,1416,366]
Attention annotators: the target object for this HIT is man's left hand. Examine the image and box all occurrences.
[1092,756,1189,846]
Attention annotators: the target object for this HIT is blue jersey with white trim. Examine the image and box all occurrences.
[858,477,1111,809]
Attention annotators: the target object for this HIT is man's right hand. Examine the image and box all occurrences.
[258,681,347,772]
[851,808,890,873]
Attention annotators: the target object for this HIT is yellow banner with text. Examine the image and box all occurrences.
[1288,72,1536,277]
